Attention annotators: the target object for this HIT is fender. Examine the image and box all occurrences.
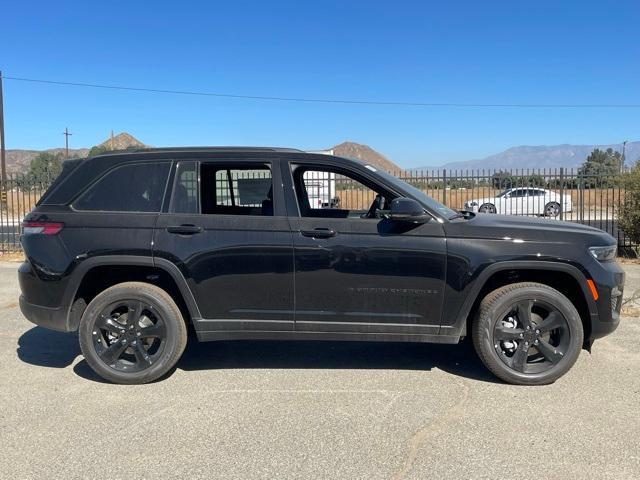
[442,260,599,337]
[62,255,202,330]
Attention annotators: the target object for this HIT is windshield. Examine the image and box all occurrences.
[496,190,510,198]
[376,170,459,219]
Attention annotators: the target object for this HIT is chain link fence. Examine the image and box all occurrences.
[0,167,635,254]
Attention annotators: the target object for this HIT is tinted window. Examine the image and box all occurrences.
[293,166,393,219]
[74,162,170,212]
[201,164,273,216]
[170,162,199,214]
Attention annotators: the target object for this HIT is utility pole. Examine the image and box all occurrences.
[621,140,627,173]
[0,70,6,188]
[63,127,72,159]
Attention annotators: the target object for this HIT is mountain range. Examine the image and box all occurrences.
[426,141,640,171]
[4,134,638,174]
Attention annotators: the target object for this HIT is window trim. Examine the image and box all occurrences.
[71,161,172,214]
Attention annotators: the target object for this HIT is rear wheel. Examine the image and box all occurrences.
[472,282,583,385]
[79,282,188,384]
[545,201,561,217]
[478,203,497,214]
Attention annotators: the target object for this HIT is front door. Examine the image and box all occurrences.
[153,159,295,335]
[284,162,447,335]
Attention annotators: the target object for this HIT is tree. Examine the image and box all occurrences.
[579,148,622,176]
[87,145,109,157]
[27,152,63,182]
[618,160,640,256]
[491,171,514,189]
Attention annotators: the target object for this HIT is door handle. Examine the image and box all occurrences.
[300,227,336,239]
[166,224,203,235]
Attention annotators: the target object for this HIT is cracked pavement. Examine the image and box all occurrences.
[1,261,639,479]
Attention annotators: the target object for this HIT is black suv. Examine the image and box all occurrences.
[19,147,625,385]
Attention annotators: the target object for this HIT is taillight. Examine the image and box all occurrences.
[22,221,64,235]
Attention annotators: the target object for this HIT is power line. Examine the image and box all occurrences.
[3,74,640,109]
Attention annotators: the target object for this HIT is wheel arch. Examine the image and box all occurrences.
[64,255,201,331]
[454,261,598,346]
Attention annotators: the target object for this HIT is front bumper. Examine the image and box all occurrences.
[588,259,625,340]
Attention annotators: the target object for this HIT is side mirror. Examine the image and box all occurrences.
[389,198,430,224]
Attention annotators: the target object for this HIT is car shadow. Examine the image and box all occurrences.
[175,338,501,384]
[17,326,81,368]
[17,326,501,384]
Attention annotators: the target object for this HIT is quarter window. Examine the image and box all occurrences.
[170,162,199,214]
[74,162,170,212]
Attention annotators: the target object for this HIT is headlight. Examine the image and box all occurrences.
[589,245,617,262]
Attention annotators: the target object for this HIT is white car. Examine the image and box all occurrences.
[464,187,572,217]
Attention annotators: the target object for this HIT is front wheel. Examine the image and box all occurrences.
[472,282,583,385]
[79,282,188,384]
[478,203,497,214]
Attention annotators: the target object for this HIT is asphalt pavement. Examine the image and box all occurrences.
[1,261,639,479]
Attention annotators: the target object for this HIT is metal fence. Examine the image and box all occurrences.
[0,167,636,254]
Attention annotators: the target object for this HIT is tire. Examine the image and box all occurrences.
[472,282,583,385]
[478,203,497,214]
[79,282,188,384]
[544,201,561,217]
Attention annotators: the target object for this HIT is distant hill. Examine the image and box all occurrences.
[5,147,90,174]
[422,141,640,171]
[330,141,402,171]
[4,132,146,174]
[97,132,146,151]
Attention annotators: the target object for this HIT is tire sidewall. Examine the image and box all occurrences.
[79,284,185,384]
[477,285,583,384]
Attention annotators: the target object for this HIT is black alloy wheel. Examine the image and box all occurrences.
[79,282,188,384]
[473,282,583,385]
[92,299,167,372]
[492,299,570,374]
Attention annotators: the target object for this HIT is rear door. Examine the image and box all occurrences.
[153,157,295,335]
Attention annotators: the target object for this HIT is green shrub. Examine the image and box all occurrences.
[618,161,640,256]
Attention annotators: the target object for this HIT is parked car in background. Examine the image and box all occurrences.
[464,187,572,217]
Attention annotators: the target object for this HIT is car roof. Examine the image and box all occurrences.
[41,147,367,205]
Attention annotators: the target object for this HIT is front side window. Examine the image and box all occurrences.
[74,162,170,212]
[293,166,393,219]
[201,164,273,216]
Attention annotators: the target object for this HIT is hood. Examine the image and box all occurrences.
[448,213,615,246]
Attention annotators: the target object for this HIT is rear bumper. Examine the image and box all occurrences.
[19,295,72,332]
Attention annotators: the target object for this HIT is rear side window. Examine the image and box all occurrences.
[74,162,170,212]
[200,164,273,216]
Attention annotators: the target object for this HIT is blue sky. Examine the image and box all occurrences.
[1,0,638,167]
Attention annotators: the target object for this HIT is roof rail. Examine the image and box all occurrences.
[126,146,304,154]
